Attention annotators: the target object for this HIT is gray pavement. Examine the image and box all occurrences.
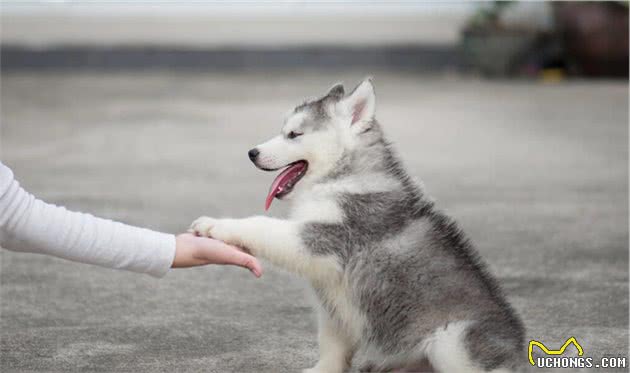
[1,71,628,372]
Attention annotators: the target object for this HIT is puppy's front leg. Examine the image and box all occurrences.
[190,216,340,281]
[304,307,355,373]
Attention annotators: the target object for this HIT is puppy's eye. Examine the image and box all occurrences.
[287,131,303,139]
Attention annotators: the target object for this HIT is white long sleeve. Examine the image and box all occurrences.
[0,162,176,278]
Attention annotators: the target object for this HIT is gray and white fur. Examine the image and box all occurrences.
[190,79,525,372]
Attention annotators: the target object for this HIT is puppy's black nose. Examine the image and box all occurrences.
[248,148,260,162]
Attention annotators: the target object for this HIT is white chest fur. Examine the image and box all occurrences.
[289,195,343,223]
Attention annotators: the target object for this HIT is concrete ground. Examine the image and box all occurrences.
[0,71,627,372]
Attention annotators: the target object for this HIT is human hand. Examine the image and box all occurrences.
[171,233,262,277]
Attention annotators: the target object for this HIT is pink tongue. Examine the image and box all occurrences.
[265,162,306,210]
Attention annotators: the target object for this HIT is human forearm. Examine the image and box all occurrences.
[0,164,176,277]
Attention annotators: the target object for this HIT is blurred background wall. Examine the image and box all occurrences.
[1,3,473,47]
[2,1,627,78]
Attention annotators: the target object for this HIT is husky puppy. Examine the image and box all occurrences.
[190,79,525,372]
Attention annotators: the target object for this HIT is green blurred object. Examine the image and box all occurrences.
[467,1,515,31]
[460,2,541,77]
[461,29,539,77]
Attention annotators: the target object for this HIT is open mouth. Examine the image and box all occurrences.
[265,160,308,210]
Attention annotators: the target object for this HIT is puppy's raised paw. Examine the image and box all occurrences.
[188,216,217,237]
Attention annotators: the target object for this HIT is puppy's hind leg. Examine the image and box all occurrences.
[304,307,355,373]
[423,321,518,373]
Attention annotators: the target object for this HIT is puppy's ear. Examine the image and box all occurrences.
[343,78,375,125]
[326,83,345,101]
